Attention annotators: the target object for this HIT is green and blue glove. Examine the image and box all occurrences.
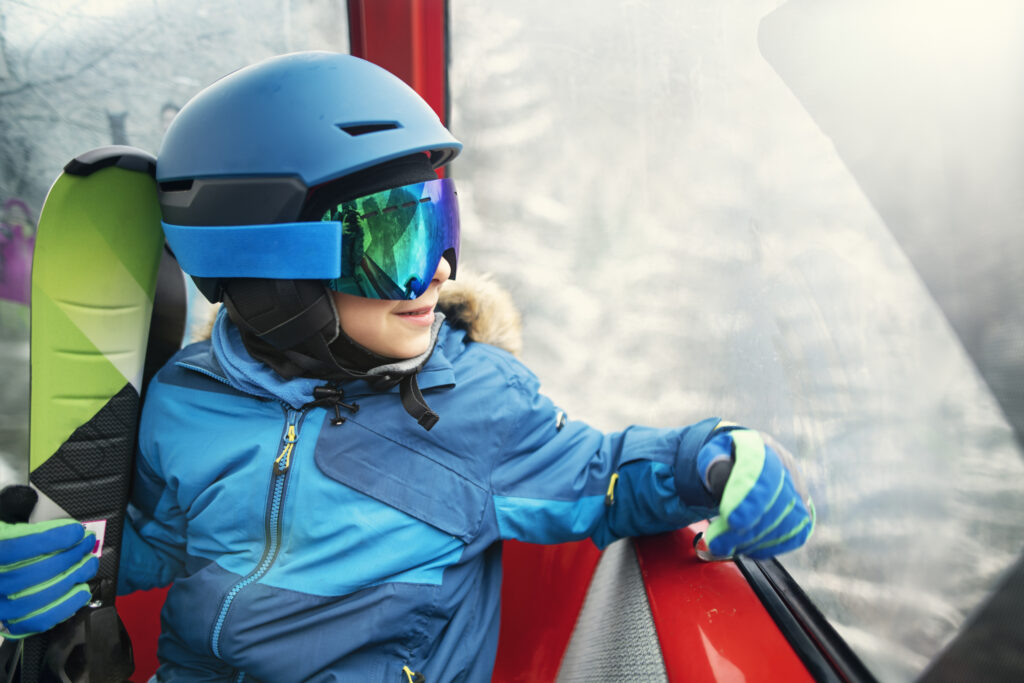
[0,485,97,638]
[698,427,815,559]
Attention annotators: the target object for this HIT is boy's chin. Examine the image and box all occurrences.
[393,338,432,359]
[367,330,433,360]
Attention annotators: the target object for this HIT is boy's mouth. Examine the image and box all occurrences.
[397,305,434,317]
[395,306,435,326]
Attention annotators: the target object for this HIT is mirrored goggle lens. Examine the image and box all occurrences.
[324,177,459,300]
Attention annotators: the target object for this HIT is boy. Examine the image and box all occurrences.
[0,52,813,681]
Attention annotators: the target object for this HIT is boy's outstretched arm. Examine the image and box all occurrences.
[490,377,814,559]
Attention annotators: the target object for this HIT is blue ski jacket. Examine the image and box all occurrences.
[120,291,724,682]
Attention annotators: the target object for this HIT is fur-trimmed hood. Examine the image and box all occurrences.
[194,271,522,356]
[436,270,521,356]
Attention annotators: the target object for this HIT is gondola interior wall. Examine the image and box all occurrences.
[0,1,1022,682]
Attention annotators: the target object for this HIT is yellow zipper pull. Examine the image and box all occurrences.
[274,423,297,474]
[604,472,620,506]
[402,665,425,683]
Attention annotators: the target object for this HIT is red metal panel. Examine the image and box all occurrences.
[118,586,169,682]
[492,540,603,682]
[635,523,815,683]
[347,0,449,126]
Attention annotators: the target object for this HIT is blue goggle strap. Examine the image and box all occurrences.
[161,220,343,279]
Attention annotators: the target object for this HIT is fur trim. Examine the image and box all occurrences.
[190,272,523,356]
[437,270,522,356]
[192,305,219,343]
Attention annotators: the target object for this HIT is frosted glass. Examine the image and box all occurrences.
[450,1,1024,680]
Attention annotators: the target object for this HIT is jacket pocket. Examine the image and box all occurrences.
[314,419,488,543]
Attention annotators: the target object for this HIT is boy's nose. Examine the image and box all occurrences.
[433,255,452,285]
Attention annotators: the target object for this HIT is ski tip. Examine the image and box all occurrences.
[64,145,157,178]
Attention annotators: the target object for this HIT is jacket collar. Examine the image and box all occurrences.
[175,269,519,408]
[178,308,456,409]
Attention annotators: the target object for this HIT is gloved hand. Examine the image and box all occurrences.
[698,427,815,559]
[0,485,97,638]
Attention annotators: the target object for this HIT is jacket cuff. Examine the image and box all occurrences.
[674,417,722,508]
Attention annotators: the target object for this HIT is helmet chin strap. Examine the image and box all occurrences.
[316,315,445,431]
[358,314,446,430]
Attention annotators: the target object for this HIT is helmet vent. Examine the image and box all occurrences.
[159,179,194,192]
[338,122,400,137]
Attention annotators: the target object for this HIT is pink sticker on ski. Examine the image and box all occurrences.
[83,520,106,558]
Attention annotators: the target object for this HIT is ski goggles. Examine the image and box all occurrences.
[162,177,459,300]
[323,177,459,300]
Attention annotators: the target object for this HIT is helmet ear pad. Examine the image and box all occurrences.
[222,278,340,373]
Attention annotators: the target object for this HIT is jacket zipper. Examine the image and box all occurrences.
[210,405,302,659]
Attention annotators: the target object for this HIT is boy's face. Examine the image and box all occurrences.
[332,256,452,359]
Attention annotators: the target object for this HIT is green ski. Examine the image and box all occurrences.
[20,146,168,682]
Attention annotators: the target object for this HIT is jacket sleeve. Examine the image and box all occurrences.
[490,371,723,549]
[116,443,188,595]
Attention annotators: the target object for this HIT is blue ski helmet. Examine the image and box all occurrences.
[154,53,463,401]
[156,51,462,303]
